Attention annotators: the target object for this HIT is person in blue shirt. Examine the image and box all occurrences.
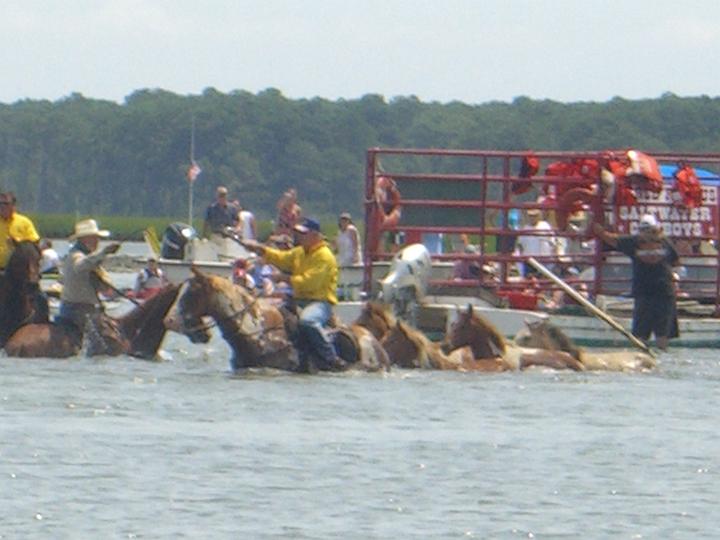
[593,214,680,350]
[202,186,239,240]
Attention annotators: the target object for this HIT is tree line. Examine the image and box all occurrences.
[1,88,719,224]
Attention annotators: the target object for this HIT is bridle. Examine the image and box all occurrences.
[180,284,285,338]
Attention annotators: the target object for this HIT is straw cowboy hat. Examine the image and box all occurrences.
[69,219,110,239]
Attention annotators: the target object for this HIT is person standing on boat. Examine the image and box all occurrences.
[593,214,679,350]
[58,219,120,334]
[514,208,557,277]
[39,239,61,275]
[202,186,239,241]
[241,217,345,372]
[132,257,168,300]
[334,212,362,266]
[0,192,40,272]
[275,188,302,236]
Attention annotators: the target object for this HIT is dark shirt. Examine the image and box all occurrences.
[204,202,238,233]
[616,235,679,297]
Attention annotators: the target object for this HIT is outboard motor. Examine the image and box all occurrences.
[161,222,196,260]
[378,243,431,322]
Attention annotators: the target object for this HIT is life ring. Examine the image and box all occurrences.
[556,187,603,232]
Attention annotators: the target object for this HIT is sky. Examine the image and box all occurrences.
[1,0,719,106]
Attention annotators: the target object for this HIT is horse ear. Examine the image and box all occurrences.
[190,265,200,277]
[465,303,474,316]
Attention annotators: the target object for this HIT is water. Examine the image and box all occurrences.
[2,323,720,539]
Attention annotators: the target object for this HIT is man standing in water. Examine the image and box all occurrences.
[593,214,680,350]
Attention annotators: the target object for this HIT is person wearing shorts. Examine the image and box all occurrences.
[593,214,679,350]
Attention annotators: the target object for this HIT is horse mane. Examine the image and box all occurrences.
[465,309,507,354]
[393,321,439,369]
[119,284,180,330]
[206,273,263,318]
[534,320,583,361]
[356,301,397,339]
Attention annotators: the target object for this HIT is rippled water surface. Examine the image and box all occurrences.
[4,259,720,539]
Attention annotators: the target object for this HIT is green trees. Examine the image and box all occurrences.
[0,90,719,222]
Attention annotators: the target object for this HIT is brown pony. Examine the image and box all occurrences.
[513,318,656,372]
[0,241,48,347]
[444,305,585,371]
[4,284,181,359]
[353,301,397,340]
[164,268,390,373]
[381,320,509,372]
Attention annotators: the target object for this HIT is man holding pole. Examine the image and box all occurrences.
[593,214,679,351]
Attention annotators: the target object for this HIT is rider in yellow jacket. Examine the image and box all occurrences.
[0,192,40,270]
[243,217,344,372]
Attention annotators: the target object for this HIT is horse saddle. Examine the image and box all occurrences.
[277,302,360,365]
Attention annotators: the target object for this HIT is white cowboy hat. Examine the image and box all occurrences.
[69,219,110,239]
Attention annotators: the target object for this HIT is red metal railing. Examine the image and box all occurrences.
[362,147,720,312]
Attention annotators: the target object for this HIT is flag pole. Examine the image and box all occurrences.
[189,116,195,229]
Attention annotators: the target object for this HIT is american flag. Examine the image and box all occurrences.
[187,160,202,182]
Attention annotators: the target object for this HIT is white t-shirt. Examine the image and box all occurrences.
[336,224,362,266]
[40,248,61,273]
[239,210,255,241]
[516,220,555,257]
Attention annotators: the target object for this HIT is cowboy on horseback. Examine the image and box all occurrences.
[241,217,347,372]
[57,219,120,337]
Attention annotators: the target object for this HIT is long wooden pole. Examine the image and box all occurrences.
[527,257,656,358]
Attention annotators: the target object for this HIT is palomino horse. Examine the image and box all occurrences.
[0,241,48,348]
[444,305,585,371]
[353,301,397,340]
[381,320,509,372]
[164,268,390,373]
[514,318,656,372]
[4,284,181,359]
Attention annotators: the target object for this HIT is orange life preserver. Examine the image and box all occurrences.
[512,153,540,195]
[672,163,702,208]
[543,159,598,201]
[625,150,663,193]
[556,187,603,231]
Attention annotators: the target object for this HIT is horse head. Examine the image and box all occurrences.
[444,304,507,359]
[164,268,213,344]
[514,318,583,361]
[120,283,180,358]
[6,240,42,286]
[354,301,396,340]
[0,240,45,346]
[380,320,423,368]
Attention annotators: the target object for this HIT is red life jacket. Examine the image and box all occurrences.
[512,153,540,195]
[672,164,702,208]
[625,150,663,193]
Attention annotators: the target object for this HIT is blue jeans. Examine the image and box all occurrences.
[297,300,337,370]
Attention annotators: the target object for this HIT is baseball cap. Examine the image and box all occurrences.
[639,214,658,230]
[294,217,321,234]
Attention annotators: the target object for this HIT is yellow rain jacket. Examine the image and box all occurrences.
[263,241,338,304]
[0,212,40,268]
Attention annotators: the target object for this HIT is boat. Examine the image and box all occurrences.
[148,146,720,348]
[354,147,720,348]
